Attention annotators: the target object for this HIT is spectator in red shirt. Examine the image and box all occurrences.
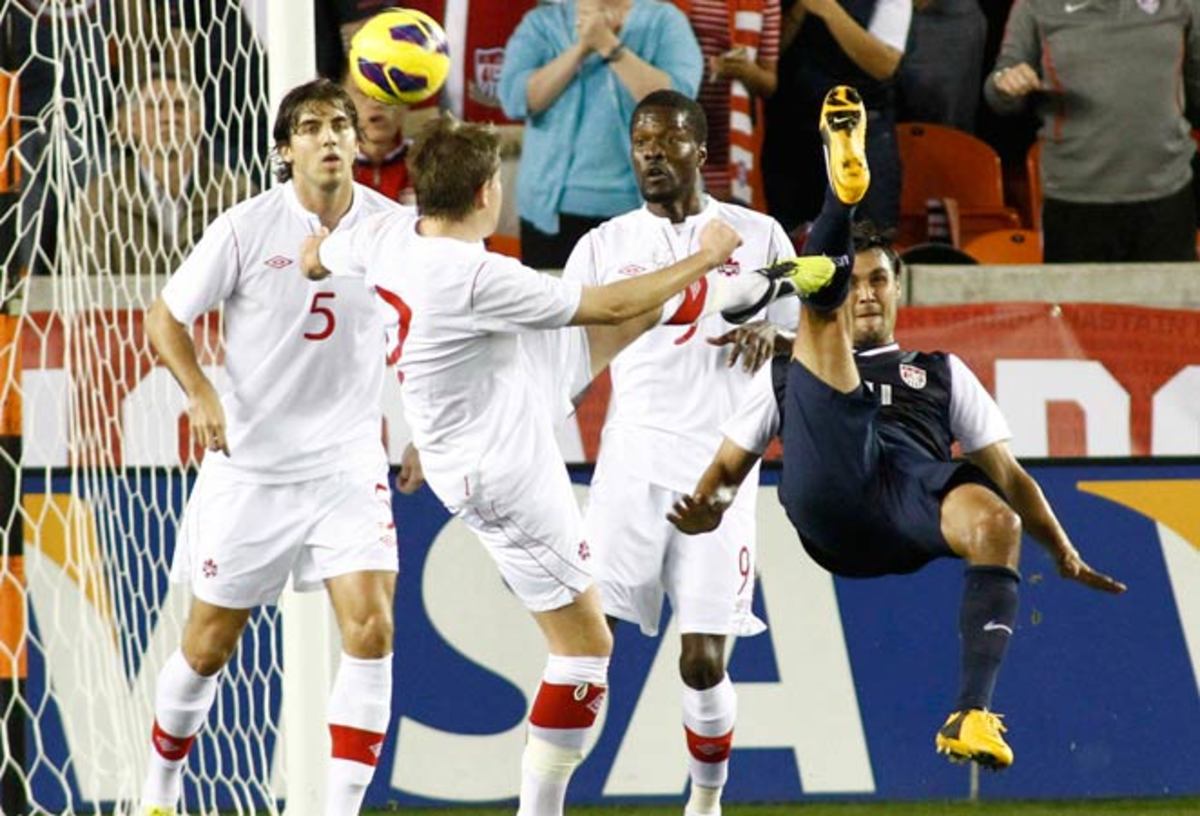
[342,72,414,205]
[676,0,781,205]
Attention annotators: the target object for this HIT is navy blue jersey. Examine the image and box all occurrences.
[772,346,955,462]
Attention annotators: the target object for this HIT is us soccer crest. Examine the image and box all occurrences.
[469,48,505,108]
[899,363,927,389]
[1136,0,1159,13]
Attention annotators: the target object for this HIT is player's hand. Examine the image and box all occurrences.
[993,62,1041,99]
[395,442,424,494]
[187,380,229,456]
[709,320,777,372]
[667,490,732,535]
[698,219,742,267]
[301,227,331,281]
[1055,544,1127,594]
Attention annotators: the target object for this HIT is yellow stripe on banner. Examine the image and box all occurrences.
[1077,480,1200,553]
[22,494,117,640]
[0,554,25,679]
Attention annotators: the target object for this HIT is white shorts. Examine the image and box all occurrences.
[171,463,399,609]
[436,456,592,615]
[585,474,765,637]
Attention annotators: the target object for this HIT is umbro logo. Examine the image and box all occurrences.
[265,255,294,269]
[155,734,180,753]
[694,741,727,757]
[983,620,1014,635]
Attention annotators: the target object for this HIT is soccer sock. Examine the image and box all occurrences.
[660,274,772,326]
[326,653,392,816]
[518,654,608,816]
[955,566,1020,711]
[682,675,736,815]
[141,649,219,808]
[801,187,856,312]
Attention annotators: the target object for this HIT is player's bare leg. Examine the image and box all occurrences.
[141,600,251,814]
[325,570,398,815]
[521,587,613,816]
[679,634,734,816]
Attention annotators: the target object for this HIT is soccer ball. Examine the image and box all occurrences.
[349,8,451,106]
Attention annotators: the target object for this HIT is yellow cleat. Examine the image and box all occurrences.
[935,709,1014,770]
[143,806,175,816]
[819,85,870,206]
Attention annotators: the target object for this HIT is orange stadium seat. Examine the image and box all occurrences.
[964,229,1043,264]
[1026,140,1042,231]
[897,123,1021,248]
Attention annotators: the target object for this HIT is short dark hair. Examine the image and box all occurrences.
[631,89,708,145]
[272,78,359,182]
[410,113,501,220]
[852,220,902,277]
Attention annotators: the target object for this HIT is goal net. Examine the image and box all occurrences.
[0,2,294,813]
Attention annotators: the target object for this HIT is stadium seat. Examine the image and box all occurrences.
[1026,141,1042,231]
[897,123,1022,248]
[964,229,1043,264]
[486,233,521,260]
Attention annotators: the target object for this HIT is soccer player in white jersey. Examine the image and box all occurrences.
[301,113,774,816]
[560,89,797,816]
[140,79,418,816]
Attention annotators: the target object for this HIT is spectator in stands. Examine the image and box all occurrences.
[985,0,1200,263]
[675,0,781,204]
[342,72,414,204]
[72,66,252,277]
[896,0,987,133]
[763,0,911,235]
[498,0,703,268]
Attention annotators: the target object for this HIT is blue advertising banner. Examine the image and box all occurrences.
[18,461,1200,810]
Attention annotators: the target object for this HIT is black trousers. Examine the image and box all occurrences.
[519,213,609,270]
[1042,182,1197,263]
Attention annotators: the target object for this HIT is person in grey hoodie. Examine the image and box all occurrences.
[985,0,1200,263]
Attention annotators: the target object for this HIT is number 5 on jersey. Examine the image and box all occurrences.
[304,291,336,340]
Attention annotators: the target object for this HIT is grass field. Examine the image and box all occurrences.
[362,802,1200,816]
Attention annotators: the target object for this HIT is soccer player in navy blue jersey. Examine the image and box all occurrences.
[670,85,1126,771]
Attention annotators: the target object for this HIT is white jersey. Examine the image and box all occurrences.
[161,182,407,483]
[318,213,583,510]
[563,196,796,502]
[722,351,1012,455]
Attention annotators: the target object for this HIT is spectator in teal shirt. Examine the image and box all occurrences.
[499,0,703,268]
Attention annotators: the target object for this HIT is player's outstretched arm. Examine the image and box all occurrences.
[145,297,229,456]
[570,219,741,326]
[968,442,1126,594]
[669,437,761,534]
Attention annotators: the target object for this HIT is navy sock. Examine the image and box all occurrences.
[802,187,855,312]
[954,565,1020,711]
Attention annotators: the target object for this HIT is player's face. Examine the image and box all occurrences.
[630,108,705,205]
[848,248,900,349]
[280,102,358,192]
[344,78,405,146]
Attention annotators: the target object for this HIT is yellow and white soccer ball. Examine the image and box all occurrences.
[348,8,451,106]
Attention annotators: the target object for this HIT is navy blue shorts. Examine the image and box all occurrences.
[777,360,998,578]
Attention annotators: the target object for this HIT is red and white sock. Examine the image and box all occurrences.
[518,655,608,816]
[326,653,392,816]
[682,675,737,816]
[660,273,772,326]
[141,649,219,808]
